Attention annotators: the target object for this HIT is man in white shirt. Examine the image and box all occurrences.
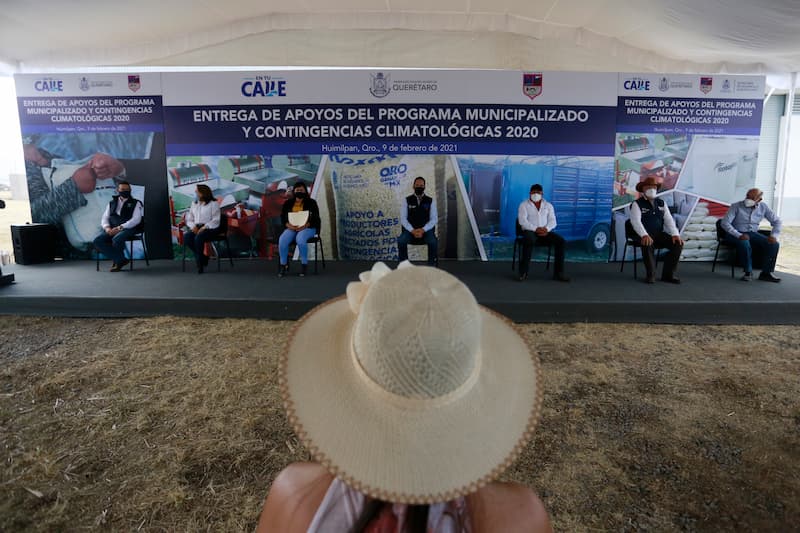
[629,177,683,284]
[397,177,438,266]
[92,180,144,272]
[517,184,569,282]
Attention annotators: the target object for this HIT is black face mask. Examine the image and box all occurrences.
[119,190,131,199]
[414,187,425,195]
[294,191,306,199]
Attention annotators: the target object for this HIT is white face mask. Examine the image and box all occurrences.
[743,198,756,208]
[644,188,657,199]
[530,193,542,202]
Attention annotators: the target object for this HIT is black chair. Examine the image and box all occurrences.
[276,228,326,274]
[712,219,770,277]
[620,220,663,279]
[95,226,149,272]
[511,222,551,272]
[182,213,234,272]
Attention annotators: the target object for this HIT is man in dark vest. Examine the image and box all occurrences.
[629,176,683,284]
[397,176,438,266]
[92,180,144,272]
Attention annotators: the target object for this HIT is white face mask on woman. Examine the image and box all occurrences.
[644,188,657,199]
[743,198,756,208]
[530,193,542,202]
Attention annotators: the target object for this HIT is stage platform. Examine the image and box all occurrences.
[1,259,799,324]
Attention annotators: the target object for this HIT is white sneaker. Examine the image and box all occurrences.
[740,272,752,282]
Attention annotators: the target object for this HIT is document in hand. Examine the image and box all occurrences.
[288,210,310,227]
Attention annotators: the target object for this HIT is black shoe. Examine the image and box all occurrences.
[109,262,121,272]
[278,264,288,278]
[644,275,656,284]
[661,276,681,284]
[299,264,307,277]
[553,273,570,282]
[197,264,204,274]
[517,272,528,282]
[740,272,752,282]
[758,272,781,283]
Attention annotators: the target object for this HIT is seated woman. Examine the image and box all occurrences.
[278,181,321,277]
[257,262,553,532]
[183,183,221,274]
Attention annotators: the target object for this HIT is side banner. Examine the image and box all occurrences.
[14,73,171,260]
[612,74,765,262]
[162,70,618,262]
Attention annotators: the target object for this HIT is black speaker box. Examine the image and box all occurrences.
[11,223,58,265]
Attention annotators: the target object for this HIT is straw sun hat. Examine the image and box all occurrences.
[279,261,543,504]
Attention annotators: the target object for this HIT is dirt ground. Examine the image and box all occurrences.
[1,317,798,532]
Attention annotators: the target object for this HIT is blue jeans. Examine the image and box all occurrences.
[397,229,438,265]
[93,228,138,265]
[279,228,317,265]
[723,231,779,273]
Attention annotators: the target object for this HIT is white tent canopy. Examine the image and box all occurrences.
[2,0,799,86]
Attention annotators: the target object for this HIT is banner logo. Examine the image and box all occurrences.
[700,77,713,94]
[721,79,732,93]
[523,73,543,100]
[128,75,141,92]
[241,76,287,97]
[80,77,90,92]
[658,77,669,92]
[370,72,391,98]
[623,77,650,91]
[34,78,63,92]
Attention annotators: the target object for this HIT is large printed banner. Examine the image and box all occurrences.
[611,73,765,263]
[161,70,618,261]
[15,73,171,259]
[14,69,765,263]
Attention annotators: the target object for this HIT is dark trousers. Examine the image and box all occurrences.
[93,228,138,265]
[722,231,779,274]
[638,232,682,280]
[397,229,438,265]
[520,231,566,277]
[184,229,220,267]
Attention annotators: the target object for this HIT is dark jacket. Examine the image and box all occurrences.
[280,197,321,231]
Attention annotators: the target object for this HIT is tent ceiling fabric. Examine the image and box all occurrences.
[1,0,799,77]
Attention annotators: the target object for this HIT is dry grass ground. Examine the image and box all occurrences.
[1,318,798,532]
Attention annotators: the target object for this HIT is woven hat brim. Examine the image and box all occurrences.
[280,296,542,504]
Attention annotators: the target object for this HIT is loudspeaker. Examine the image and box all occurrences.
[11,223,58,265]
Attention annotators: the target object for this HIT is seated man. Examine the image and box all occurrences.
[92,180,144,272]
[397,176,437,266]
[720,188,782,282]
[517,183,569,282]
[629,177,683,284]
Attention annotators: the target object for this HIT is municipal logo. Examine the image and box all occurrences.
[658,77,669,92]
[34,78,63,92]
[128,75,141,92]
[370,72,391,98]
[700,76,713,94]
[721,79,731,93]
[623,77,650,91]
[523,73,543,100]
[79,77,90,91]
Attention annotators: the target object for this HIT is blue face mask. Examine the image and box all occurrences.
[195,192,201,202]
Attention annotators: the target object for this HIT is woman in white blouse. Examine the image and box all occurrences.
[184,183,221,273]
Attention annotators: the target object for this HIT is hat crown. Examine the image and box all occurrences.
[352,267,481,399]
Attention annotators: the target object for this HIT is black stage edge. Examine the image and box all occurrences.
[1,259,800,324]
